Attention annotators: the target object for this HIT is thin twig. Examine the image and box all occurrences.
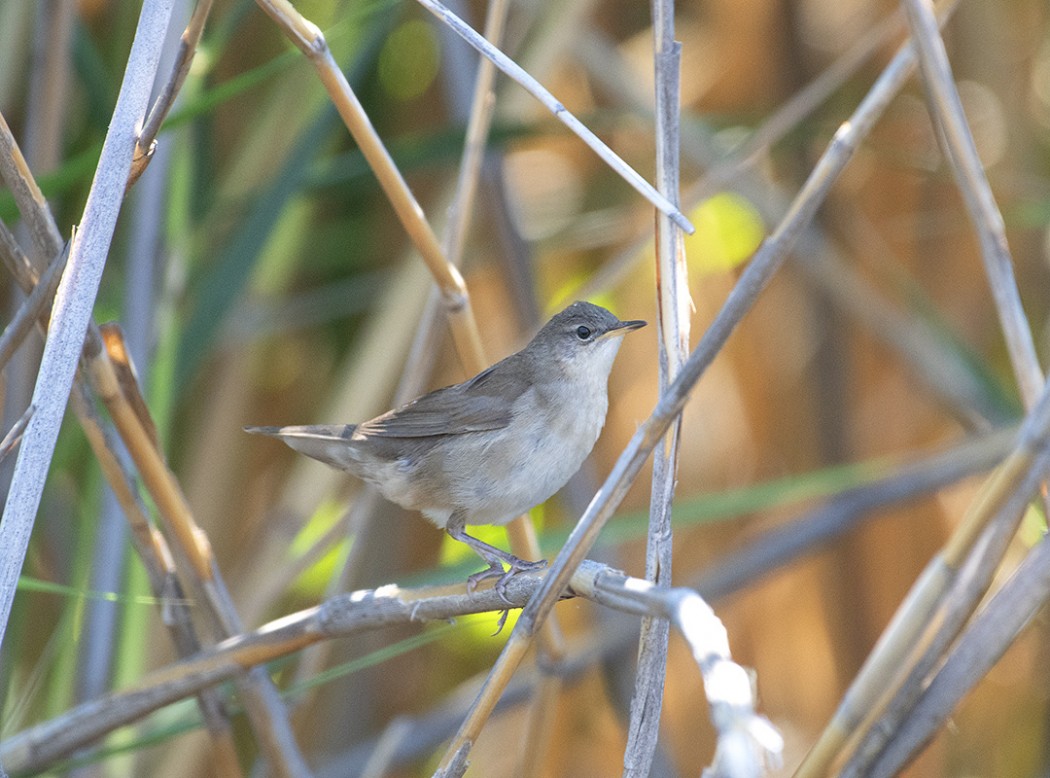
[0,239,67,371]
[413,0,695,234]
[441,0,511,270]
[0,404,34,463]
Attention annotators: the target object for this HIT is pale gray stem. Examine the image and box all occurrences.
[624,1,684,775]
[0,0,175,656]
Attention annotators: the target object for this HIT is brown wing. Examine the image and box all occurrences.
[356,358,531,438]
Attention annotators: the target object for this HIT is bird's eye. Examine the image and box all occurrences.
[575,325,592,340]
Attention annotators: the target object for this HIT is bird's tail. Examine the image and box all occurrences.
[244,424,361,471]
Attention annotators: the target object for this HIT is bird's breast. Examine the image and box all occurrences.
[456,385,608,523]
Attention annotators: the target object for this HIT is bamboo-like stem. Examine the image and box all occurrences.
[902,0,1043,410]
[623,2,687,774]
[413,0,694,235]
[127,0,214,190]
[254,0,486,369]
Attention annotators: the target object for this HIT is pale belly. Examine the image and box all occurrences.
[413,393,608,528]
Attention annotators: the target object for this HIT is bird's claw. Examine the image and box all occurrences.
[466,557,548,605]
[492,609,510,636]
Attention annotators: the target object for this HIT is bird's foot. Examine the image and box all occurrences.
[466,556,547,605]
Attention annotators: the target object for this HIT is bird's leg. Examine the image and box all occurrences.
[446,512,547,604]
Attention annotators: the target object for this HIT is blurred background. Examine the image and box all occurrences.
[2,0,1050,775]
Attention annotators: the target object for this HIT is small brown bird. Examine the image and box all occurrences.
[246,301,645,596]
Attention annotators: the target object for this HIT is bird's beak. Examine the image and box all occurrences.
[601,319,647,338]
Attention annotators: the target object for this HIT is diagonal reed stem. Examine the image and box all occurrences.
[413,0,694,234]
